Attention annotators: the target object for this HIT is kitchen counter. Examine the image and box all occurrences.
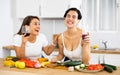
[91,49,120,54]
[0,58,120,75]
[2,45,120,54]
[2,45,14,50]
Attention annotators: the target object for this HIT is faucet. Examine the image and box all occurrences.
[102,40,107,50]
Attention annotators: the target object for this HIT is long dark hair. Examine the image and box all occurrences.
[64,8,82,20]
[17,16,40,35]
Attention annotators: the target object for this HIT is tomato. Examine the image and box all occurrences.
[86,64,104,70]
[86,66,94,70]
[25,60,36,68]
[19,58,37,68]
[95,64,103,70]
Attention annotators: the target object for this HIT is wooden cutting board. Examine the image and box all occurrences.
[46,63,68,70]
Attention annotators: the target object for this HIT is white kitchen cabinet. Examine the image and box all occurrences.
[90,53,120,66]
[16,0,39,18]
[117,0,120,31]
[40,0,82,18]
[89,54,99,64]
[117,0,120,3]
[39,0,70,18]
[104,54,120,66]
[15,0,82,18]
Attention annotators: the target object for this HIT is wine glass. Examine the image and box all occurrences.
[21,26,30,37]
[98,55,105,64]
[82,31,88,40]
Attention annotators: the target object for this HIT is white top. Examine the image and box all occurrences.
[62,34,82,61]
[13,33,48,60]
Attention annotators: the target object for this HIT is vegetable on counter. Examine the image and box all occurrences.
[63,61,82,67]
[101,63,117,73]
[86,64,104,70]
[101,63,117,70]
[74,64,87,70]
[103,65,113,73]
[37,58,48,63]
[68,66,74,72]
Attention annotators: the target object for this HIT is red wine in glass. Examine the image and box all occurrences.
[24,33,30,37]
[22,26,30,37]
[82,33,87,40]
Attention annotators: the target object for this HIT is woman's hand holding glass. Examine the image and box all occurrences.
[82,32,90,45]
[21,26,30,44]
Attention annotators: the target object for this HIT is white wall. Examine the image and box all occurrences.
[0,0,14,58]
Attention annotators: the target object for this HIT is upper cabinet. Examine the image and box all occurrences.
[117,0,120,31]
[39,0,70,18]
[16,0,39,18]
[117,0,120,3]
[15,0,82,18]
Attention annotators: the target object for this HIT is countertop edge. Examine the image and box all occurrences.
[2,45,120,54]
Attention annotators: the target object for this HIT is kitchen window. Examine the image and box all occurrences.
[80,0,118,32]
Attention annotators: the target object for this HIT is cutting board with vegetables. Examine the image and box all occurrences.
[46,60,82,70]
[46,63,68,70]
[2,56,118,73]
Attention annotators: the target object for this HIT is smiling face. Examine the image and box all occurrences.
[64,10,80,28]
[29,18,40,36]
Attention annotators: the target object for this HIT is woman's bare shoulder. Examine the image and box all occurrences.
[58,34,62,41]
[77,28,83,32]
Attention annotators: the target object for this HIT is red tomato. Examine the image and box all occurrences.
[86,66,94,70]
[86,64,103,70]
[25,61,36,68]
[95,64,103,70]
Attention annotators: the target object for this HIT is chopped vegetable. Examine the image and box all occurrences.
[56,61,62,64]
[80,64,85,68]
[34,62,41,69]
[68,66,74,72]
[86,64,104,70]
[75,65,80,69]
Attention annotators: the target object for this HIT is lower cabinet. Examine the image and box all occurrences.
[89,53,120,66]
[104,54,120,66]
[89,54,99,64]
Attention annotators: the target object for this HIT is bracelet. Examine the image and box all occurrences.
[52,42,56,46]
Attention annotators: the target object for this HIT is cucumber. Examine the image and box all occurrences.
[63,61,82,67]
[101,64,117,70]
[12,57,20,62]
[104,65,113,73]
